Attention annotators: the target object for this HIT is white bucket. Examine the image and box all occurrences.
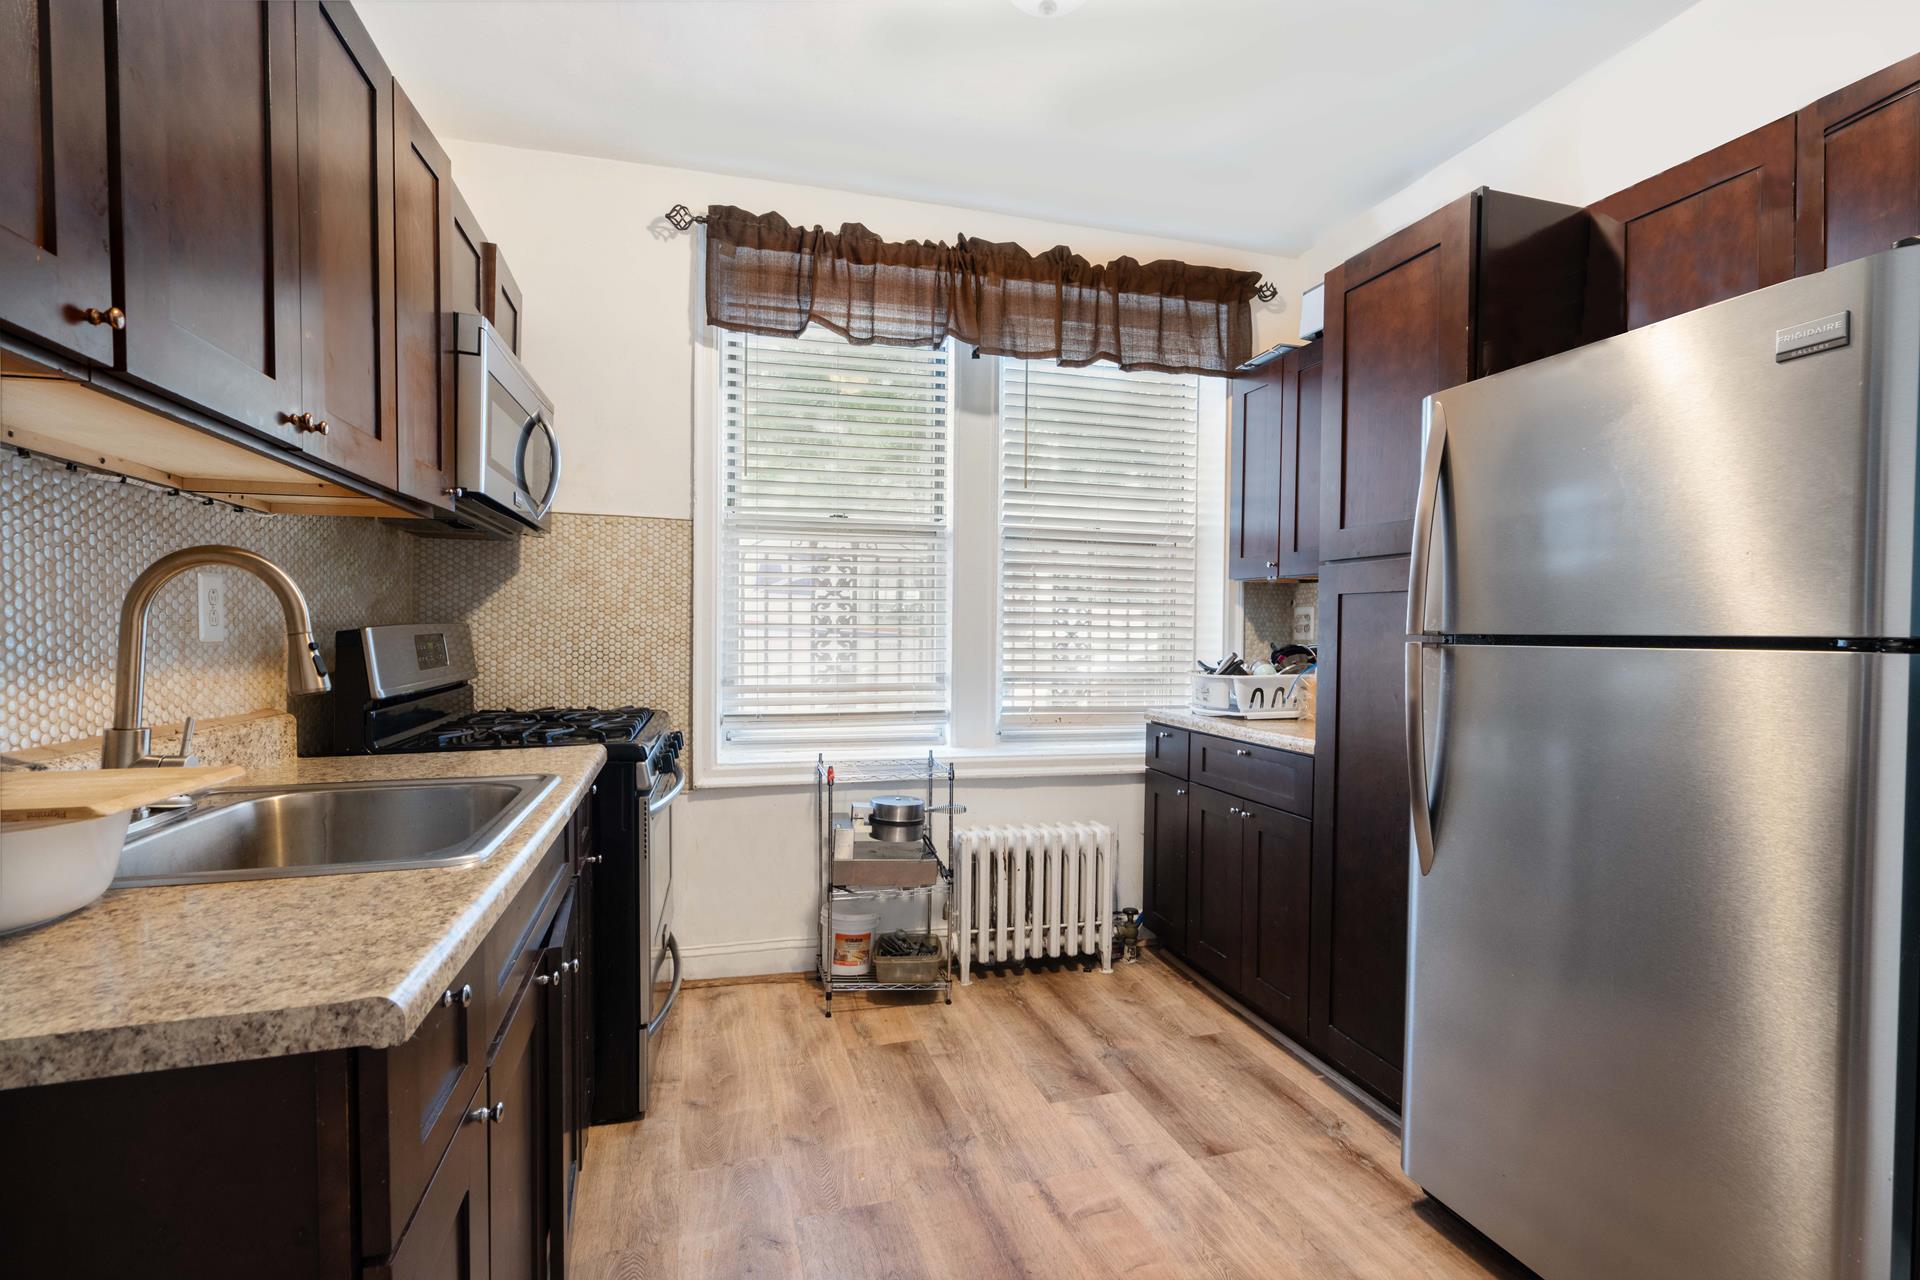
[822,903,879,976]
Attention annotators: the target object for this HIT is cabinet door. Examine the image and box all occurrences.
[1142,769,1190,954]
[488,974,547,1280]
[1277,341,1323,577]
[1320,196,1473,563]
[1227,362,1284,580]
[1184,783,1246,991]
[1590,117,1796,330]
[376,1083,489,1280]
[115,0,303,442]
[543,885,581,1279]
[393,83,456,508]
[450,186,488,319]
[482,242,522,354]
[1311,555,1412,1108]
[294,0,397,486]
[0,0,113,364]
[1238,799,1312,1039]
[1796,52,1920,274]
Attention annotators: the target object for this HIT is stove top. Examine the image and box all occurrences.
[389,706,656,753]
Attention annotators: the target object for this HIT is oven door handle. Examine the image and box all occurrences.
[647,933,682,1037]
[647,763,686,814]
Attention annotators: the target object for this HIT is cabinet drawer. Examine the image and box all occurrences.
[1145,724,1190,777]
[359,942,488,1259]
[1191,733,1312,818]
[479,830,569,1050]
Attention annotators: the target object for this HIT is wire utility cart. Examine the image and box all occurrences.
[816,753,964,1016]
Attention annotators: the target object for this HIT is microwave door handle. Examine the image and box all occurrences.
[1406,398,1448,877]
[530,417,562,521]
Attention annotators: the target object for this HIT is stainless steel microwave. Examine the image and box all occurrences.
[453,314,559,533]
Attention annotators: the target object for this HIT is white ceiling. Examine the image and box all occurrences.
[358,0,1696,255]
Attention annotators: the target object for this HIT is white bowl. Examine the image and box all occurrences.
[0,810,131,935]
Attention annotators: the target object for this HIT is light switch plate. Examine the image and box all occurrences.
[197,571,228,642]
[1292,603,1316,644]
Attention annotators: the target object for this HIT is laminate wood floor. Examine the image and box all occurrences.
[570,953,1531,1279]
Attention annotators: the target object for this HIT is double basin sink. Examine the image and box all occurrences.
[115,775,559,887]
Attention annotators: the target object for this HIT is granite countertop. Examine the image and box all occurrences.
[1147,707,1317,756]
[0,745,605,1091]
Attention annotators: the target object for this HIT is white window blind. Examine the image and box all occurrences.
[719,329,953,745]
[997,360,1200,732]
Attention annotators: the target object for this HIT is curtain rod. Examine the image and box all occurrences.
[663,204,1281,303]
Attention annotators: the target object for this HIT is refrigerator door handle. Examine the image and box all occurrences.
[1406,399,1448,876]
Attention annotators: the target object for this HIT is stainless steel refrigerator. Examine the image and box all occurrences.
[1402,244,1918,1280]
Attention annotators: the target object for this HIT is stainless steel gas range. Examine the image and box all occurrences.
[333,623,685,1122]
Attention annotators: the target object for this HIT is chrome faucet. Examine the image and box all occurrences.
[102,546,332,769]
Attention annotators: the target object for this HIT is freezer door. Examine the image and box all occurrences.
[1415,245,1920,639]
[1403,644,1909,1280]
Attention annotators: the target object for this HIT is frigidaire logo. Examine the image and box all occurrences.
[1775,310,1851,362]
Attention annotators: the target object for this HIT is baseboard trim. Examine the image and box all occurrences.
[677,933,815,980]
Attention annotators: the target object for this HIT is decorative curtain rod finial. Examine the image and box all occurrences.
[666,203,705,232]
[1254,281,1279,303]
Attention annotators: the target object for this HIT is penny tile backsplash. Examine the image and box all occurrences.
[0,452,693,754]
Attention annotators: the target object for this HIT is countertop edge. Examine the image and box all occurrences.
[1146,707,1317,756]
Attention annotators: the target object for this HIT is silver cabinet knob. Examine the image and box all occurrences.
[534,973,552,986]
[590,784,598,795]
[1174,787,1187,796]
[1154,730,1173,739]
[466,1105,492,1125]
[1234,748,1252,757]
[83,305,126,329]
[490,1101,506,1123]
[441,982,472,1008]
[568,958,582,974]
[458,983,473,1008]
[582,854,603,865]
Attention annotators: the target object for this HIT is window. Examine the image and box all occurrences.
[700,326,1222,777]
[717,330,953,747]
[998,361,1199,734]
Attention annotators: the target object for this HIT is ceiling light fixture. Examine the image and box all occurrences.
[1009,0,1088,16]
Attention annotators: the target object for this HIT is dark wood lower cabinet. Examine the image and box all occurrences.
[1238,798,1312,1040]
[489,966,549,1280]
[1142,769,1189,954]
[1184,782,1247,988]
[378,1088,489,1280]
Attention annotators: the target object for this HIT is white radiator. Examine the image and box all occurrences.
[955,823,1114,985]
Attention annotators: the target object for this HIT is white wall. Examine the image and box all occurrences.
[1299,0,1920,280]
[444,141,1301,520]
[446,146,1286,975]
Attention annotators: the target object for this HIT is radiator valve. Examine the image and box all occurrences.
[1114,907,1142,963]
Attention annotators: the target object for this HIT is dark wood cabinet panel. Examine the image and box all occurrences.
[1145,722,1189,777]
[545,883,585,1278]
[1239,799,1312,1039]
[483,242,523,353]
[394,82,456,508]
[0,0,114,364]
[1228,362,1284,580]
[1190,731,1312,819]
[1185,783,1247,989]
[376,1082,490,1280]
[1143,768,1190,953]
[1311,555,1412,1108]
[294,0,397,486]
[450,186,489,319]
[1797,52,1920,273]
[115,0,304,443]
[488,975,548,1280]
[1320,198,1471,563]
[1278,341,1323,577]
[1591,117,1797,329]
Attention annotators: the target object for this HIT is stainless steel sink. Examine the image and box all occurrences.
[114,774,559,886]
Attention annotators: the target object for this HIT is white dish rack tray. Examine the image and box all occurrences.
[1189,672,1312,720]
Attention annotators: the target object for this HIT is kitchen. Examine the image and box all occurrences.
[2,2,1919,1277]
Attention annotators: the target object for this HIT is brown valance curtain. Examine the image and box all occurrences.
[702,205,1260,377]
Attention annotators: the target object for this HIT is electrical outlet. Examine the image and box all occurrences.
[197,571,229,642]
[1292,603,1317,645]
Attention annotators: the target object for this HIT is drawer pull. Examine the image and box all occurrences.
[83,305,126,329]
[1234,747,1252,757]
[465,1101,507,1125]
[1155,731,1173,739]
[441,982,473,1009]
[1174,788,1187,796]
[582,854,604,865]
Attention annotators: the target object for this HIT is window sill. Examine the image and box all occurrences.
[691,741,1147,790]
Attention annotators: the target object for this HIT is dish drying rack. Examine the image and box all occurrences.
[815,753,965,1016]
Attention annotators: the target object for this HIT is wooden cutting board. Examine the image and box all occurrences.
[0,765,246,823]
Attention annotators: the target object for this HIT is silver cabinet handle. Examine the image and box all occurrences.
[582,854,603,865]
[1234,747,1252,757]
[567,958,581,974]
[1154,730,1173,739]
[534,973,553,986]
[465,1105,491,1125]
[1174,787,1186,796]
[590,783,598,795]
[1406,399,1449,878]
[491,1101,506,1122]
[458,983,472,1008]
[441,982,473,1009]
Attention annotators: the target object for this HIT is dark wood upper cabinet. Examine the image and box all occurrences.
[1319,189,1610,563]
[450,186,489,319]
[1797,51,1920,274]
[1238,798,1312,1040]
[1311,554,1412,1108]
[115,0,304,445]
[393,82,456,509]
[1590,117,1797,330]
[1143,769,1190,954]
[1227,359,1284,580]
[294,0,397,487]
[483,241,523,353]
[0,0,114,365]
[1277,341,1322,577]
[1185,783,1247,990]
